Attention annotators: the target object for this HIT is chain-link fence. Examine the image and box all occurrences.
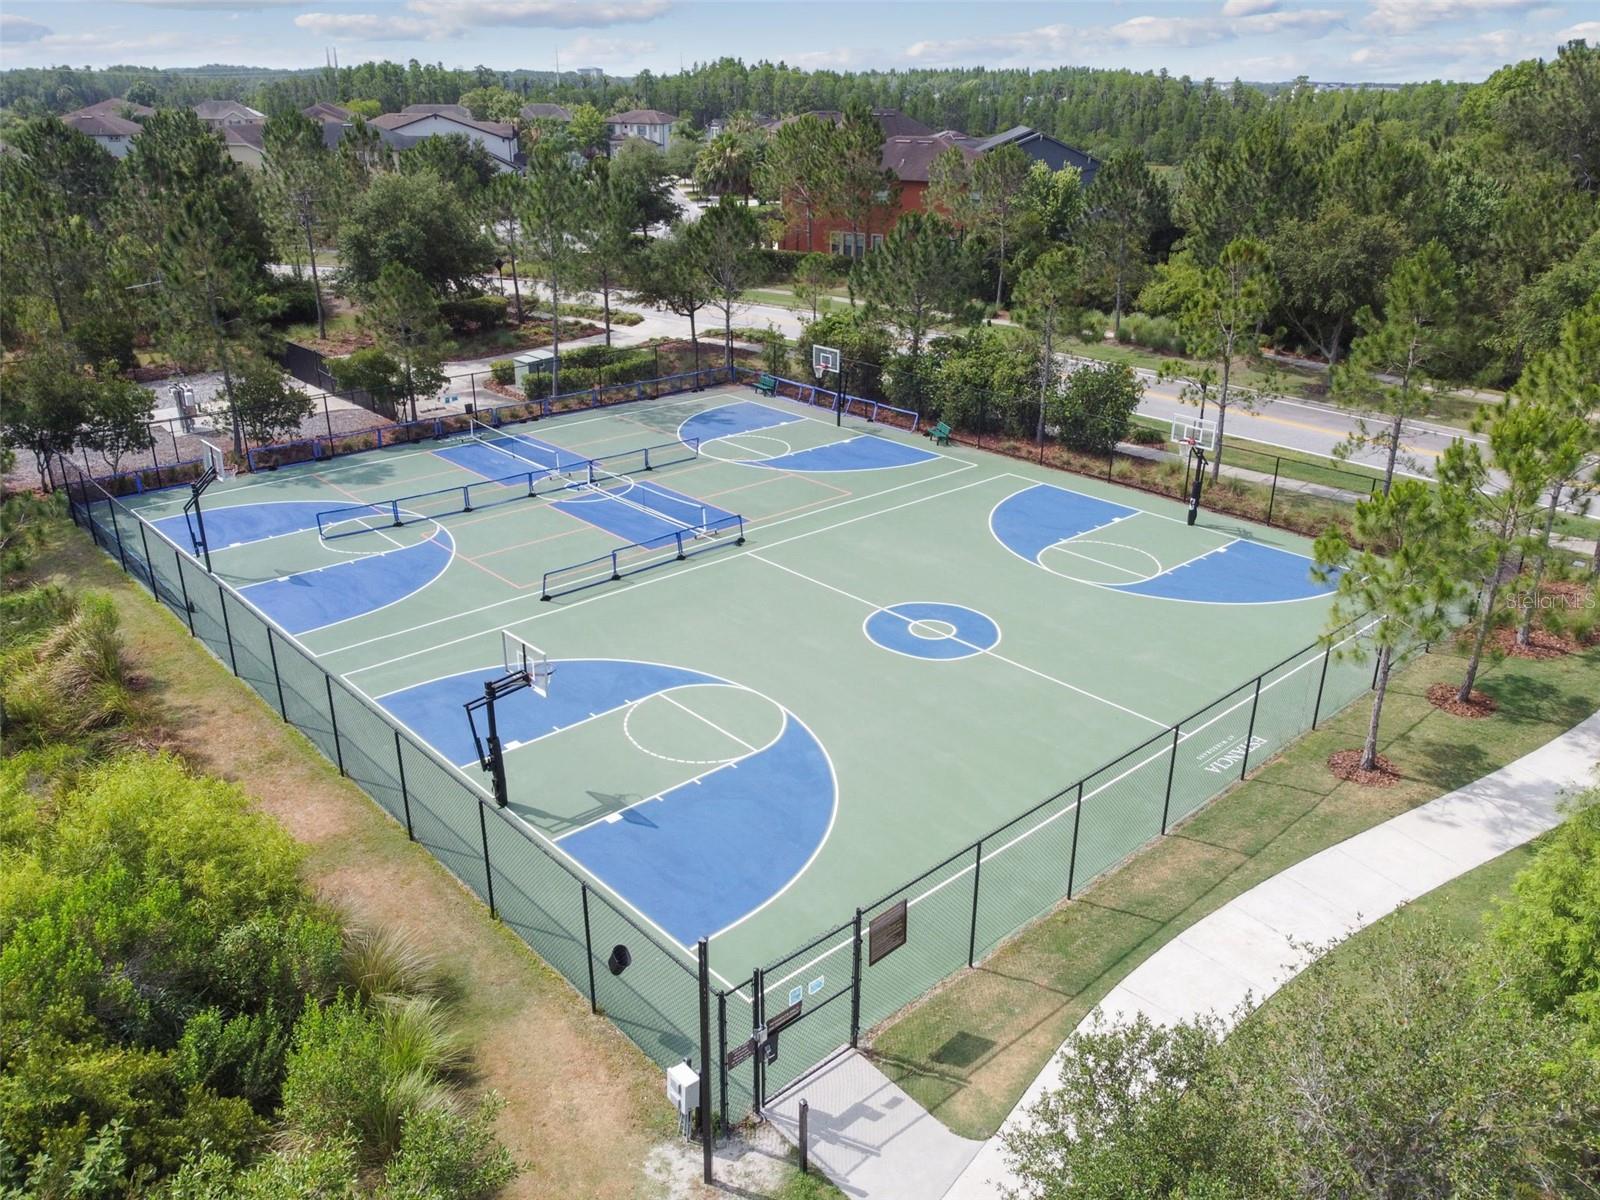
[54,450,708,1099]
[55,374,1412,1141]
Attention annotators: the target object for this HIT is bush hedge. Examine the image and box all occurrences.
[437,294,508,333]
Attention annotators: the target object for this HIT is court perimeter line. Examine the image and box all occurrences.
[748,552,1170,730]
[326,460,986,670]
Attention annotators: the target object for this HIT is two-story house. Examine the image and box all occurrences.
[605,108,676,150]
[58,98,153,158]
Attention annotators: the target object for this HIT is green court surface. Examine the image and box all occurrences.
[118,384,1360,1096]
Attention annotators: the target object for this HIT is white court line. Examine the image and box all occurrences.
[749,552,1170,730]
[1042,543,1151,578]
[326,460,986,670]
[659,691,758,752]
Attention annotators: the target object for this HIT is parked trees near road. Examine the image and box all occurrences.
[690,199,764,368]
[632,225,713,373]
[1332,242,1461,494]
[1015,247,1085,445]
[1141,237,1274,480]
[519,146,588,398]
[262,110,341,340]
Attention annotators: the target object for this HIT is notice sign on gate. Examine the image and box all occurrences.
[869,899,908,965]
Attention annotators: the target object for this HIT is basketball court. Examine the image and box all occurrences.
[118,378,1345,990]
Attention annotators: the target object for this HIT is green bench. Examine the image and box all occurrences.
[754,373,779,396]
[929,420,952,446]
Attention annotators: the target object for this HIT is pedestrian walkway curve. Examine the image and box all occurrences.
[766,709,1600,1200]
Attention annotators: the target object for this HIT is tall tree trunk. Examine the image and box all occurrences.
[1212,355,1230,483]
[1518,489,1562,645]
[602,274,613,347]
[207,278,244,457]
[508,238,523,323]
[303,215,326,341]
[1361,641,1394,772]
[1383,408,1405,496]
[1035,318,1054,445]
[1112,266,1123,339]
[38,231,70,335]
[994,225,1006,309]
[724,302,733,370]
[549,279,561,399]
[1459,544,1511,701]
[689,309,699,373]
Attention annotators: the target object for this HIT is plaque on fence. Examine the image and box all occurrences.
[766,1001,803,1036]
[726,1037,756,1069]
[869,899,908,965]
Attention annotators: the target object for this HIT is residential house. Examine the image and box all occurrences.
[575,67,605,79]
[765,108,934,139]
[972,125,1100,187]
[368,109,521,171]
[605,108,675,149]
[400,103,472,120]
[72,97,156,121]
[302,101,351,124]
[193,99,265,127]
[520,103,572,123]
[59,106,145,158]
[221,122,266,169]
[775,115,1100,256]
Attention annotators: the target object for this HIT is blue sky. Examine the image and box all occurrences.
[1,1,1595,84]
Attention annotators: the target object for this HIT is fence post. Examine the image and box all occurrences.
[1311,645,1332,729]
[325,675,345,775]
[717,990,729,1136]
[1239,676,1264,780]
[174,550,196,635]
[1266,458,1281,524]
[849,908,863,1048]
[107,500,130,573]
[217,585,239,675]
[392,730,414,839]
[798,1100,810,1174]
[265,627,288,720]
[136,519,155,586]
[698,940,714,1178]
[478,802,497,918]
[752,966,765,1112]
[967,839,983,968]
[580,883,598,1012]
[1067,780,1085,899]
[1160,725,1180,834]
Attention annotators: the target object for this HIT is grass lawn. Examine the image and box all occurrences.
[46,517,821,1200]
[867,637,1600,1139]
[741,286,853,316]
[1129,413,1384,494]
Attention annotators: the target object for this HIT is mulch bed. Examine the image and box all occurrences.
[1328,749,1402,787]
[1426,682,1497,718]
[1487,625,1575,660]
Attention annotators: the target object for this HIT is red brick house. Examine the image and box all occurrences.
[772,112,1099,258]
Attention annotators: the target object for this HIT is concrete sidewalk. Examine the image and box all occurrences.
[946,707,1600,1200]
[766,710,1599,1200]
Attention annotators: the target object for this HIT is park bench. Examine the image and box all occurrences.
[755,373,779,396]
[929,420,952,446]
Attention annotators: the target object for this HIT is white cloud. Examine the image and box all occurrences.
[30,27,243,55]
[1556,20,1600,41]
[905,6,1345,65]
[406,0,671,29]
[293,11,436,39]
[120,0,306,9]
[786,45,894,70]
[1221,0,1282,15]
[1,13,53,41]
[559,34,656,65]
[1364,0,1550,35]
[1347,24,1568,77]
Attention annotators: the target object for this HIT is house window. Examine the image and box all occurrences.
[829,231,869,259]
[871,234,884,250]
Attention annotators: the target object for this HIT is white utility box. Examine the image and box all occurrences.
[666,1061,700,1116]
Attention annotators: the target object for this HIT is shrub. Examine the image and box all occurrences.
[489,359,514,386]
[256,277,321,328]
[436,294,507,334]
[327,347,401,397]
[552,344,658,392]
[1054,361,1144,454]
[342,925,445,1003]
[1119,312,1188,356]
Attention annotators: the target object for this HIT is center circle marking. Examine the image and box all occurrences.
[863,602,1001,661]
